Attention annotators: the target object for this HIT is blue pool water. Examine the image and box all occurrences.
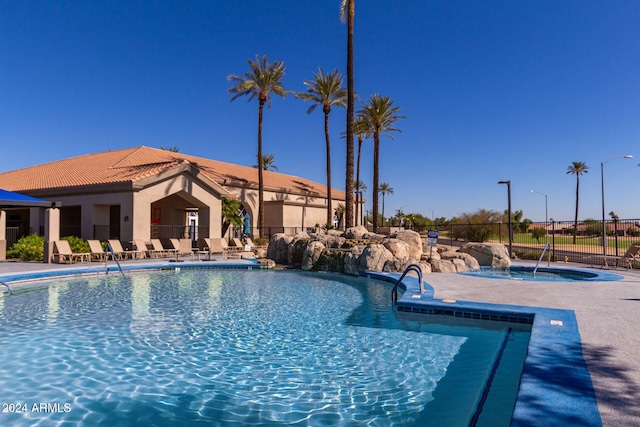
[0,270,530,426]
[461,266,622,282]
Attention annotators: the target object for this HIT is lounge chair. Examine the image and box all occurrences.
[232,238,247,251]
[245,237,256,251]
[196,238,225,260]
[586,242,640,269]
[617,242,640,269]
[150,239,177,258]
[107,240,136,260]
[87,240,106,261]
[53,240,91,263]
[169,238,194,259]
[222,238,242,253]
[133,240,151,259]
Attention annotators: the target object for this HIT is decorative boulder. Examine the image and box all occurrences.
[302,241,326,271]
[358,244,394,272]
[441,251,480,271]
[344,225,369,239]
[267,233,294,264]
[343,246,363,275]
[383,239,410,261]
[418,261,432,274]
[363,232,385,242]
[429,259,459,273]
[421,247,441,261]
[460,243,511,268]
[389,230,423,260]
[315,233,346,249]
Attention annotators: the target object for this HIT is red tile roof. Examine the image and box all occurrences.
[0,146,345,199]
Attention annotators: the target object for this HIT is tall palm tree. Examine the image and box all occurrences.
[228,54,287,238]
[253,153,278,171]
[353,116,371,213]
[566,161,589,244]
[296,68,347,227]
[354,179,367,226]
[341,0,355,228]
[378,182,393,227]
[358,94,404,233]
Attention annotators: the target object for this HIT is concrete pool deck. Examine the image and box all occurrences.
[0,258,638,426]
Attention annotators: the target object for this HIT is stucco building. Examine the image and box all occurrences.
[0,146,347,259]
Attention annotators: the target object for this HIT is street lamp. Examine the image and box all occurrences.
[530,189,549,266]
[498,180,512,258]
[601,155,633,256]
[426,208,434,221]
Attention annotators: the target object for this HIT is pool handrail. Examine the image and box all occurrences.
[105,243,126,277]
[392,263,423,303]
[533,242,550,278]
[0,280,12,295]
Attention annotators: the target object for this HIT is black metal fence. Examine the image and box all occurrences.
[422,219,640,264]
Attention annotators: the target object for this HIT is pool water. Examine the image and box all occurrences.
[460,266,617,281]
[0,270,530,426]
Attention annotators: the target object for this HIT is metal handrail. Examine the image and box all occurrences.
[533,242,550,277]
[105,243,125,277]
[391,263,423,303]
[0,280,12,295]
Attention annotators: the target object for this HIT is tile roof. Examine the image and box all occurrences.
[0,146,345,199]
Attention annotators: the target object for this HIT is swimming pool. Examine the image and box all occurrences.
[460,266,623,282]
[0,269,530,426]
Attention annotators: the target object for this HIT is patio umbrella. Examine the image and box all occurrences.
[0,189,57,208]
[243,213,251,235]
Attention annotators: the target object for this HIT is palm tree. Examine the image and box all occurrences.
[354,179,367,226]
[378,183,393,227]
[353,116,371,212]
[566,161,589,244]
[159,146,180,152]
[358,94,405,233]
[296,68,347,227]
[228,54,287,238]
[253,153,278,171]
[341,0,355,228]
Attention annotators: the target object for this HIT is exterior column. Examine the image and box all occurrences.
[44,208,60,263]
[0,210,6,261]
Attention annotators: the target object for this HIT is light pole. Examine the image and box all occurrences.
[601,155,633,256]
[426,208,434,221]
[498,180,512,258]
[530,190,549,265]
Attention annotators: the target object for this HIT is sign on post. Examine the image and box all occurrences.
[427,230,438,247]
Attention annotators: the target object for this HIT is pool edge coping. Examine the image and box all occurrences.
[0,262,602,427]
[364,270,602,427]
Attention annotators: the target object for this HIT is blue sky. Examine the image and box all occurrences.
[1,1,639,222]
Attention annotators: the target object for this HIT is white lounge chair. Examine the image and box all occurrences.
[53,240,90,263]
[150,239,177,258]
[107,240,136,260]
[87,240,106,261]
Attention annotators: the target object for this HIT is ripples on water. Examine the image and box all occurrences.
[0,270,528,426]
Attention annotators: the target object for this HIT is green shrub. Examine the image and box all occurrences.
[253,237,269,246]
[62,236,90,253]
[7,234,45,261]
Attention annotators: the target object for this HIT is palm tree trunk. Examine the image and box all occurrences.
[573,176,579,244]
[381,194,385,227]
[324,111,332,227]
[257,99,265,238]
[344,0,355,229]
[372,132,380,233]
[356,135,362,226]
